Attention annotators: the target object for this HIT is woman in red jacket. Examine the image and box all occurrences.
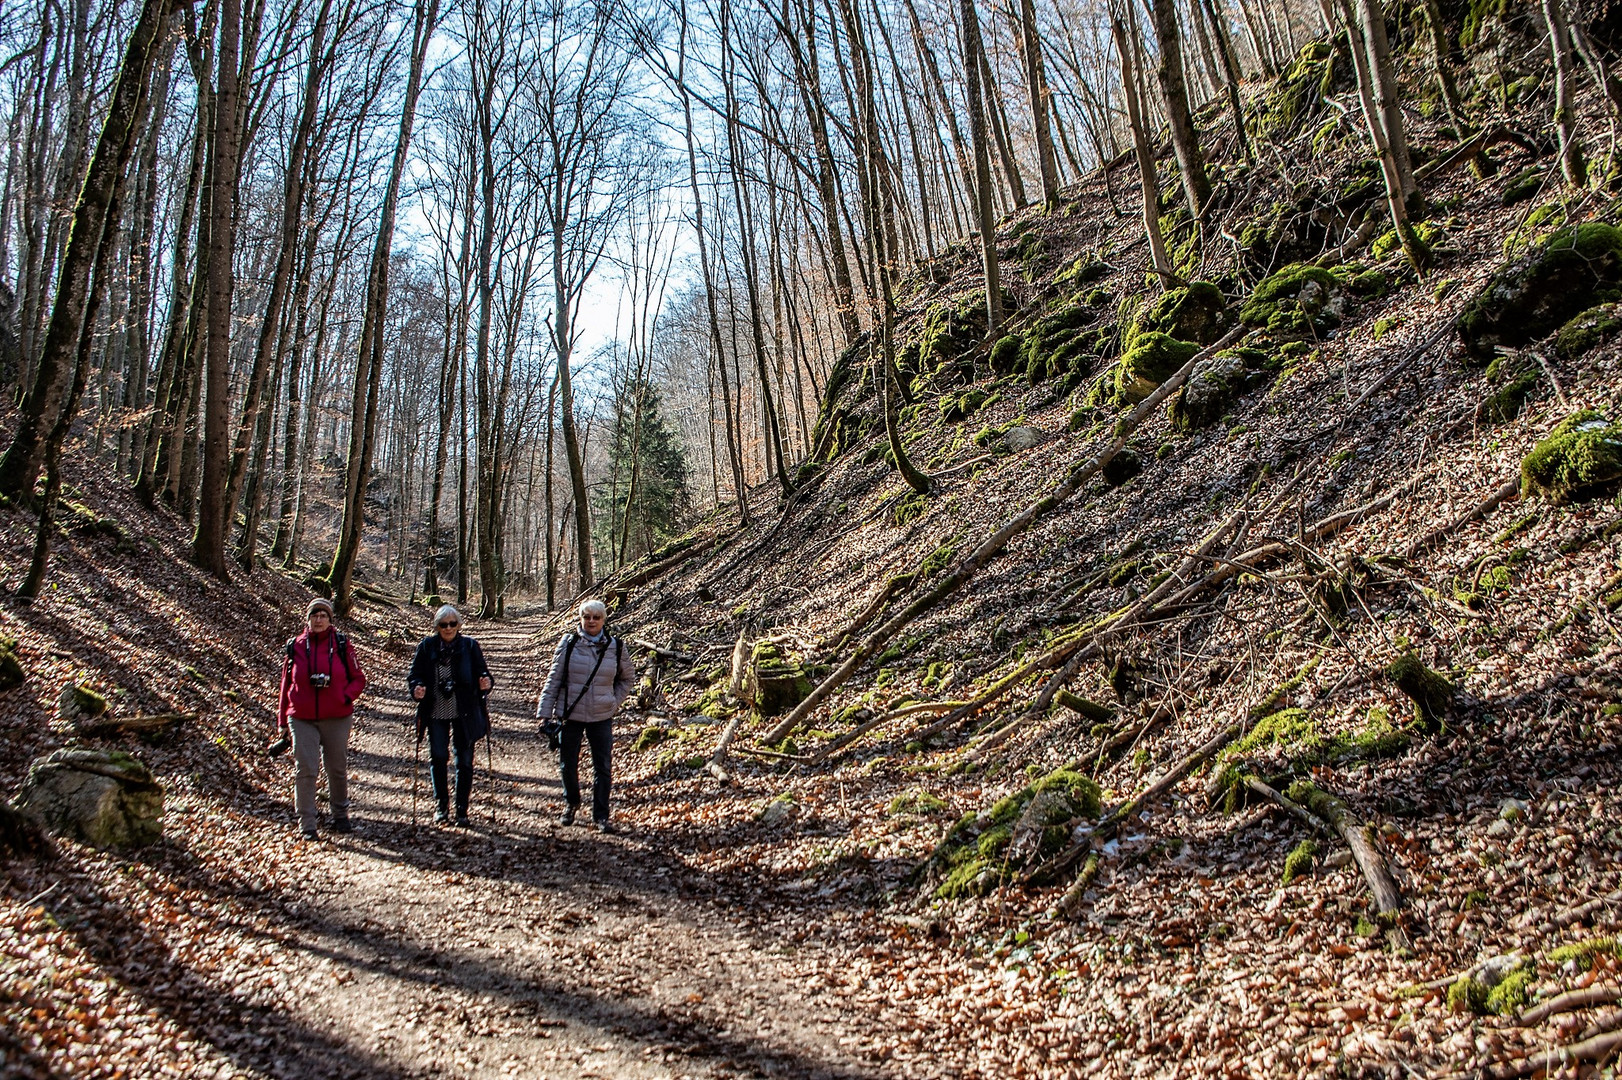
[277,598,367,839]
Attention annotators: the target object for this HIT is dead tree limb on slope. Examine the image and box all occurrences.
[1518,987,1622,1027]
[756,327,1246,747]
[807,700,971,763]
[1403,476,1521,560]
[1285,780,1406,930]
[1459,1028,1622,1080]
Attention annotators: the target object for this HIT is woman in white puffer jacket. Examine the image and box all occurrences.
[536,599,635,831]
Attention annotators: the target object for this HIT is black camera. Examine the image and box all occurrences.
[438,676,457,696]
[310,671,332,689]
[267,734,291,757]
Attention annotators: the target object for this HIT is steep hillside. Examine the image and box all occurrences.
[583,27,1622,1080]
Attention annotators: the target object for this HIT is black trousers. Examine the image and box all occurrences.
[428,718,475,814]
[560,719,612,821]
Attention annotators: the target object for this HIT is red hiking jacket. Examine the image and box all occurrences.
[277,628,366,726]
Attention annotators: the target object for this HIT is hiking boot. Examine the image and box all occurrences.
[559,806,578,827]
[300,827,319,841]
[455,812,471,827]
[433,808,449,824]
[594,819,615,835]
[330,818,353,834]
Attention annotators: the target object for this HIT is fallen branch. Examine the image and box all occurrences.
[605,530,727,599]
[757,326,1246,748]
[1552,890,1622,928]
[629,639,694,662]
[1519,986,1622,1027]
[1286,781,1403,918]
[79,712,194,738]
[1243,777,1332,834]
[1473,1028,1622,1079]
[807,700,971,763]
[1028,722,1241,902]
[1404,477,1521,560]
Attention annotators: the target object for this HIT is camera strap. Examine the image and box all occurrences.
[560,637,611,722]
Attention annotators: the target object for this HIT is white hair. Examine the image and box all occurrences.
[435,604,461,625]
[578,599,607,619]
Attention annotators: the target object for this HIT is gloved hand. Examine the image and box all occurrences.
[266,729,291,757]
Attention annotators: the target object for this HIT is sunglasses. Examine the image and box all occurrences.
[438,621,459,628]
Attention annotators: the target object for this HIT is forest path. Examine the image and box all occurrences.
[263,613,895,1080]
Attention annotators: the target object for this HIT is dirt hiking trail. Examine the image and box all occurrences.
[255,614,901,1080]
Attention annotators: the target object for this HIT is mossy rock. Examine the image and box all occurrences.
[1459,224,1622,362]
[1384,652,1455,729]
[929,768,1102,898]
[0,645,23,691]
[1522,410,1622,502]
[1102,449,1143,486]
[1020,302,1097,383]
[1239,263,1347,338]
[988,334,1022,375]
[1282,839,1318,885]
[1253,40,1339,140]
[1114,332,1199,402]
[1480,370,1538,423]
[1056,256,1110,286]
[1502,166,1546,207]
[1554,302,1622,360]
[1169,349,1272,430]
[1131,281,1231,347]
[633,726,674,752]
[743,641,812,718]
[1371,220,1444,261]
[57,683,108,723]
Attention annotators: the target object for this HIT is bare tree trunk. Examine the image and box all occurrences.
[1149,0,1211,222]
[1201,0,1255,162]
[225,0,333,566]
[329,0,442,613]
[1113,3,1174,287]
[1355,0,1418,210]
[960,0,1003,338]
[0,0,174,503]
[191,0,247,576]
[1544,0,1587,185]
[1338,0,1425,269]
[1016,0,1061,203]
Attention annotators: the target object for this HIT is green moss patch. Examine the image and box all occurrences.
[1459,223,1622,362]
[1239,263,1347,338]
[1113,333,1199,402]
[925,768,1101,898]
[1282,839,1318,884]
[1547,936,1621,967]
[1480,370,1538,423]
[1554,302,1622,360]
[1384,652,1455,729]
[1131,281,1231,347]
[1521,410,1622,503]
[633,726,674,752]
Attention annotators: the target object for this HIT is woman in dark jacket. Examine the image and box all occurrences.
[407,605,494,826]
[278,598,367,840]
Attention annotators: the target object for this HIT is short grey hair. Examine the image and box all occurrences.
[435,604,461,625]
[579,599,607,619]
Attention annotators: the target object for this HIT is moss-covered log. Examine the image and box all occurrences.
[1285,780,1403,917]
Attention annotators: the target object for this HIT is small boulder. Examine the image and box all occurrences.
[1521,410,1622,502]
[1554,302,1622,360]
[1459,224,1622,362]
[1135,281,1231,345]
[1113,333,1199,402]
[1002,425,1048,452]
[0,639,23,691]
[1171,352,1248,430]
[14,748,164,849]
[1102,449,1143,486]
[756,793,796,827]
[1239,263,1347,338]
[741,641,812,719]
[57,683,108,725]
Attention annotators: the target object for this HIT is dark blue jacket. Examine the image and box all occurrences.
[407,634,494,741]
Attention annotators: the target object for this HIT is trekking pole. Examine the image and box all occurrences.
[411,723,422,830]
[486,731,496,826]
